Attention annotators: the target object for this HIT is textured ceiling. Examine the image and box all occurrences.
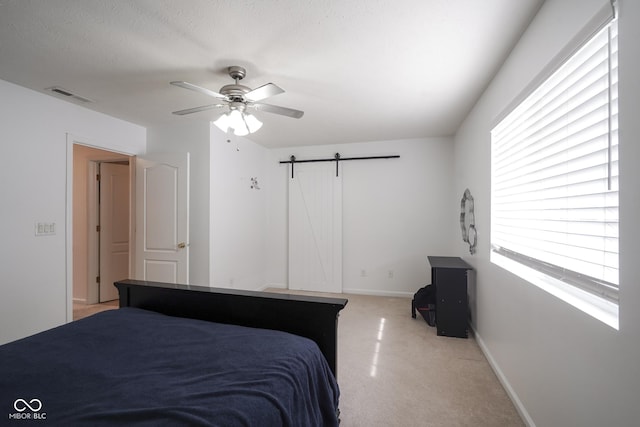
[0,0,543,147]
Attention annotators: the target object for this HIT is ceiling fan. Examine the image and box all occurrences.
[170,66,304,136]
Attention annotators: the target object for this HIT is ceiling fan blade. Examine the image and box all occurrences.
[172,104,225,116]
[253,103,304,119]
[170,81,228,100]
[245,83,284,102]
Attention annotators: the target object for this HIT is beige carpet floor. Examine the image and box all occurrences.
[74,291,524,426]
[267,289,524,427]
[339,294,523,426]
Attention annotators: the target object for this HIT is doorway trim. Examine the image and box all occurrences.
[87,160,99,304]
[65,134,136,322]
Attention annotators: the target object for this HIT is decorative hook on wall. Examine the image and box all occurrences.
[250,177,260,190]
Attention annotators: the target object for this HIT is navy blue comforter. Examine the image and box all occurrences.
[0,308,340,426]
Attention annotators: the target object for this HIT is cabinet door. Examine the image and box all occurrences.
[435,268,468,338]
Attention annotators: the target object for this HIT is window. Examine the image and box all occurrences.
[491,17,618,327]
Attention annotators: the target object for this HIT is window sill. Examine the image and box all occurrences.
[491,251,619,330]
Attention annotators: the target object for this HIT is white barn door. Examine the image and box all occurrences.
[288,162,342,293]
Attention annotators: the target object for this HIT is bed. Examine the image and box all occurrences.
[1,279,348,426]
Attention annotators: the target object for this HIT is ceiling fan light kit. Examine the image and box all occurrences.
[171,66,303,136]
[212,101,263,136]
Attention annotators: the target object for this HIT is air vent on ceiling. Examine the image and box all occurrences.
[45,86,94,103]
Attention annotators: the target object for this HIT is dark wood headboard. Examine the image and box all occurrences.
[115,279,348,377]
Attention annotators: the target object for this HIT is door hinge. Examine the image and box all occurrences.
[96,276,100,283]
[96,173,100,181]
[96,225,100,232]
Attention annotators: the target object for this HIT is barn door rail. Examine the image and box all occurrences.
[280,153,400,178]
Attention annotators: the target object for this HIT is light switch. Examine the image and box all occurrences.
[35,222,56,236]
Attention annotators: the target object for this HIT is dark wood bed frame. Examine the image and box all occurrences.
[115,279,348,377]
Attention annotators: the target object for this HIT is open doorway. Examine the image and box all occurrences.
[72,144,135,306]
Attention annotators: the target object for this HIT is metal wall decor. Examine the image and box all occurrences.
[460,188,477,255]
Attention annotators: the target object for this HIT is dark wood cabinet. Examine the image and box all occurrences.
[428,256,473,338]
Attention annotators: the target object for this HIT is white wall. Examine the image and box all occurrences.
[146,122,210,285]
[453,1,640,425]
[0,79,146,345]
[210,130,270,290]
[268,138,455,296]
[208,135,454,296]
[145,122,275,292]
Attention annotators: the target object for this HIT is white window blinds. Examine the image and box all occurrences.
[491,19,618,303]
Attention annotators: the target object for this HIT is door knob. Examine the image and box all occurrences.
[177,242,187,249]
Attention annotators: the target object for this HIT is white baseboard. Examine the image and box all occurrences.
[73,298,87,304]
[258,284,412,298]
[258,283,286,292]
[472,325,536,427]
[342,287,413,298]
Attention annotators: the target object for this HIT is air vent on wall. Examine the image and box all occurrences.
[45,86,94,103]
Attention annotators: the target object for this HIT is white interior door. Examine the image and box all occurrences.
[288,161,342,293]
[99,162,130,302]
[135,153,190,284]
